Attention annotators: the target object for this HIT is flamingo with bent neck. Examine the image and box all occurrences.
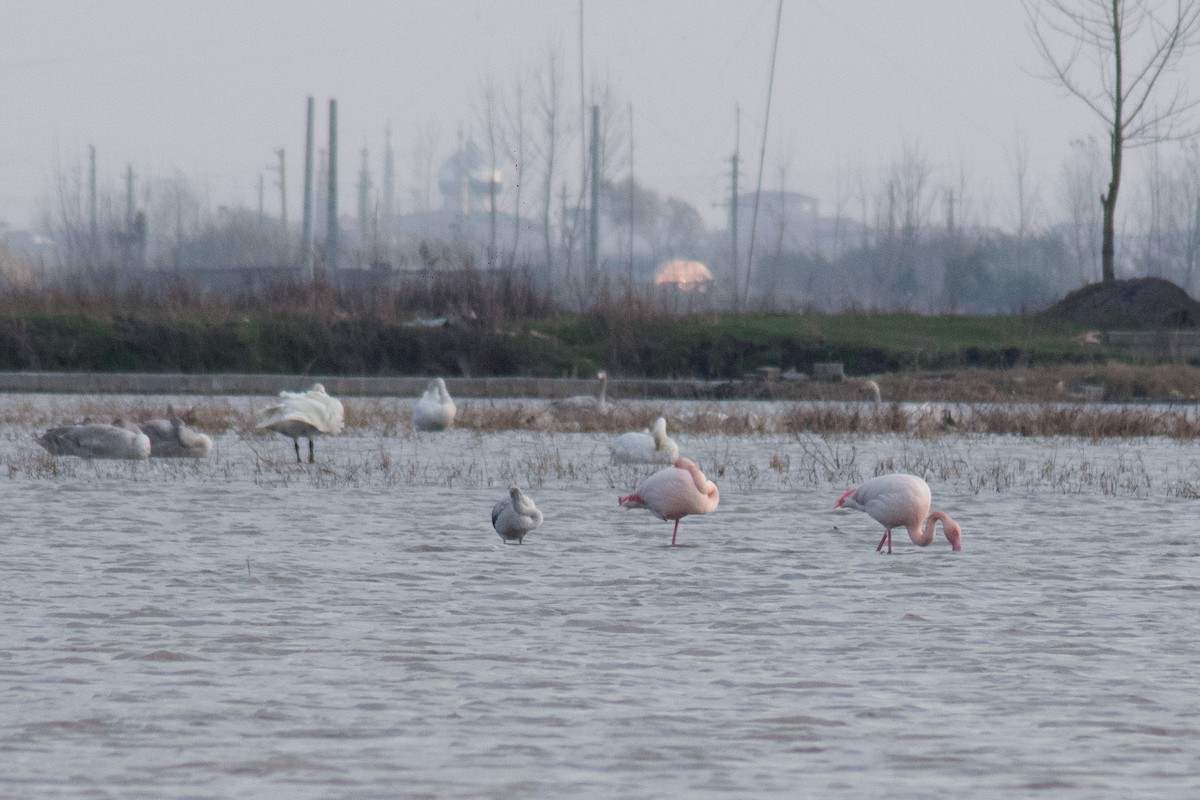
[619,457,719,545]
[835,473,962,554]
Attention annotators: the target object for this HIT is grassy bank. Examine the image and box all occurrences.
[0,307,1108,378]
[0,277,1182,385]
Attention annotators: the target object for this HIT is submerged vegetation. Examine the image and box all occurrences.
[6,393,1199,500]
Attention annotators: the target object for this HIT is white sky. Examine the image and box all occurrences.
[0,1,1155,232]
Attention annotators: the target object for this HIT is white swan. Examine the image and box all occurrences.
[139,406,213,458]
[491,485,544,544]
[257,383,345,463]
[549,370,609,420]
[37,422,151,460]
[413,377,457,431]
[611,416,680,464]
[858,378,882,405]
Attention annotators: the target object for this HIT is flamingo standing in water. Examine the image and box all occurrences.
[257,383,345,463]
[491,485,543,544]
[413,377,457,431]
[611,416,679,464]
[619,457,720,545]
[834,473,962,554]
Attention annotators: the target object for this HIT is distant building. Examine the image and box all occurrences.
[734,190,866,259]
[0,220,60,263]
[437,136,502,215]
[383,135,544,274]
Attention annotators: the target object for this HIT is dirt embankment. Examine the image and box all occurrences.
[1040,277,1200,329]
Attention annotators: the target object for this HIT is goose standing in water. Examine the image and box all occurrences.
[37,421,151,460]
[549,370,609,421]
[413,377,457,431]
[139,406,214,458]
[491,485,543,544]
[257,383,344,463]
[611,416,680,464]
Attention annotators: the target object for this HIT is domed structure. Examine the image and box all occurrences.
[438,137,502,215]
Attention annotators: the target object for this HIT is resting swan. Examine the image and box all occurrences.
[611,416,680,464]
[139,406,214,458]
[549,371,609,421]
[413,377,457,431]
[37,421,151,460]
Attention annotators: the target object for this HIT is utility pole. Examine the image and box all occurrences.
[357,146,372,249]
[327,98,339,274]
[274,148,287,235]
[301,96,315,280]
[88,145,97,247]
[126,165,135,271]
[627,100,634,283]
[730,105,740,312]
[125,165,135,232]
[587,104,600,292]
[382,125,395,249]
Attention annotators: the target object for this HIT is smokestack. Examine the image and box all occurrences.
[326,98,339,273]
[301,96,315,280]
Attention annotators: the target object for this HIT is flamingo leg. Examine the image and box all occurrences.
[876,529,894,554]
[292,438,302,463]
[308,438,315,464]
[671,519,681,546]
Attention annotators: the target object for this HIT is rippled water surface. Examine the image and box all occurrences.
[2,396,1199,798]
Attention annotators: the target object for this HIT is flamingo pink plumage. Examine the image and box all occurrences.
[619,457,720,545]
[835,473,962,554]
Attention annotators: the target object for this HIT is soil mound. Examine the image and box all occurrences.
[1041,277,1200,329]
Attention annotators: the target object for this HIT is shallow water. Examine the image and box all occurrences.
[2,397,1199,798]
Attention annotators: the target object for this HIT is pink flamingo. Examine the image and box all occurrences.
[834,473,962,554]
[619,457,720,545]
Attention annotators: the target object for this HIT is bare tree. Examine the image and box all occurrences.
[409,122,441,215]
[1008,130,1043,241]
[1026,0,1200,282]
[503,76,529,266]
[474,74,502,266]
[1183,141,1200,290]
[530,49,572,294]
[1061,135,1106,283]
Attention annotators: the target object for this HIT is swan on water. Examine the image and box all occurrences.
[37,421,152,460]
[549,371,609,421]
[139,405,213,458]
[611,416,680,464]
[413,377,457,431]
[257,383,345,463]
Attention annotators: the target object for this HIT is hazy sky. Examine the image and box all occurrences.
[0,1,1142,231]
